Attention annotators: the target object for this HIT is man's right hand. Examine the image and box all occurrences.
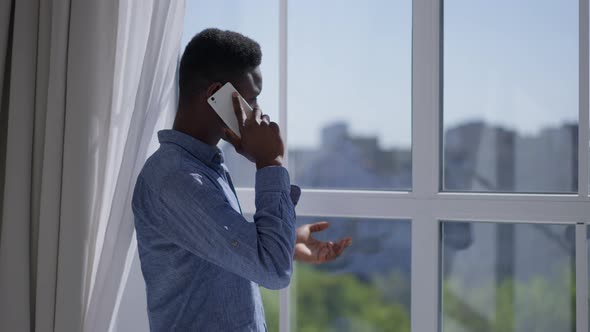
[223,92,284,169]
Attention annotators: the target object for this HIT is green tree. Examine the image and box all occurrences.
[442,268,575,332]
[261,265,411,332]
[294,265,410,332]
[261,288,280,332]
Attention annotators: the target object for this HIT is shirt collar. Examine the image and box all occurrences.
[158,130,224,167]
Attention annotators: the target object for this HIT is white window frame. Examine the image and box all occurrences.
[236,0,590,331]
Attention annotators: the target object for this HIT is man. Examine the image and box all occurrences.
[132,28,352,331]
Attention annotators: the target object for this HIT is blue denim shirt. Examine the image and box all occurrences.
[132,130,300,331]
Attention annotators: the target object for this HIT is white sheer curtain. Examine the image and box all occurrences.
[0,0,185,331]
[83,1,185,331]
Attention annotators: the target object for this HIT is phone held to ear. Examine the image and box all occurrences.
[207,82,253,138]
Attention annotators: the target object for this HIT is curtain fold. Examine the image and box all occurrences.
[82,1,184,331]
[0,0,14,235]
[35,1,74,331]
[0,0,42,330]
[54,1,119,330]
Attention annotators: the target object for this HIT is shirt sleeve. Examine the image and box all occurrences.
[143,166,297,290]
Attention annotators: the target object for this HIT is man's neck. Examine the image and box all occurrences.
[173,108,221,147]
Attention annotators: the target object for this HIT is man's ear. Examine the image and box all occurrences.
[206,82,223,98]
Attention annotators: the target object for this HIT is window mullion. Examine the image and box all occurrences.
[577,1,589,331]
[278,1,290,332]
[412,0,442,198]
[576,223,588,332]
[411,0,443,332]
[579,0,589,198]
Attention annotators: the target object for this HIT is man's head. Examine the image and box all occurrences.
[176,28,263,142]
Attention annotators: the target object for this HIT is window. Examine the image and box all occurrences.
[117,1,590,331]
[287,0,412,191]
[293,217,411,331]
[443,0,579,193]
[441,221,575,332]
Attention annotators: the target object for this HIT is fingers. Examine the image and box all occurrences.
[232,92,246,131]
[261,114,270,125]
[321,237,352,263]
[309,221,330,233]
[269,122,280,134]
[243,106,278,131]
[333,237,353,256]
[251,108,262,124]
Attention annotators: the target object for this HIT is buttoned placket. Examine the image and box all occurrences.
[211,152,243,216]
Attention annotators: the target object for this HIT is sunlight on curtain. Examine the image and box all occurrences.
[82,2,185,331]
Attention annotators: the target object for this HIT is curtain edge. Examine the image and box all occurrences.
[0,0,15,243]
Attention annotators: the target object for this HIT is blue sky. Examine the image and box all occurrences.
[182,0,579,149]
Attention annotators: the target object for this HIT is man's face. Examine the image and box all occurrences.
[232,66,262,110]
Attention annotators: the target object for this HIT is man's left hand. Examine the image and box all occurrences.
[294,222,352,264]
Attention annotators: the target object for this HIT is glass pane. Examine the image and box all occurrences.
[182,0,279,187]
[293,217,411,331]
[443,0,579,193]
[288,0,412,191]
[441,221,575,332]
[244,214,279,329]
[261,288,279,332]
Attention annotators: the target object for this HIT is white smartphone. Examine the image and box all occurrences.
[207,82,253,138]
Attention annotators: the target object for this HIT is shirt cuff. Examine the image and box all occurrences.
[256,166,291,193]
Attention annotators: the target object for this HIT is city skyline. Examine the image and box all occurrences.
[183,0,579,150]
[222,118,578,194]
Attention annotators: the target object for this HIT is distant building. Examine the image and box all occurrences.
[290,122,411,190]
[444,121,577,192]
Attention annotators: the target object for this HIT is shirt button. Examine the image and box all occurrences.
[231,240,239,247]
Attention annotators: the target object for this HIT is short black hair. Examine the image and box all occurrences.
[179,28,262,99]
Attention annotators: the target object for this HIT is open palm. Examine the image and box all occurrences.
[294,222,352,264]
